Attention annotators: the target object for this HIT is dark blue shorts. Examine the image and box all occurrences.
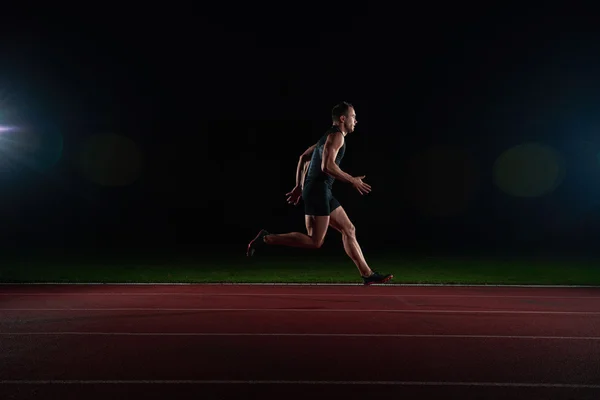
[302,183,341,216]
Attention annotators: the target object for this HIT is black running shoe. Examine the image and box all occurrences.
[363,271,393,285]
[247,229,270,257]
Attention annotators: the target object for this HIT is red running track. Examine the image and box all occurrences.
[1,284,600,399]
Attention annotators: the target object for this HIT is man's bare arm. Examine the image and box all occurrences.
[321,132,355,184]
[300,160,310,188]
[295,143,316,187]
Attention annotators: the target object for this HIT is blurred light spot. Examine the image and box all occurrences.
[493,143,565,198]
[402,145,480,217]
[78,133,143,187]
[0,125,63,175]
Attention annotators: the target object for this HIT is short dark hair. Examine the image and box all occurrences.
[331,101,353,122]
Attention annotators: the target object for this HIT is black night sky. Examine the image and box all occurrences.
[1,6,600,261]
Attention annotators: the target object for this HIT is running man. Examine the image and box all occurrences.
[247,102,393,285]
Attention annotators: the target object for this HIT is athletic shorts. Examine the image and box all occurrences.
[302,183,341,216]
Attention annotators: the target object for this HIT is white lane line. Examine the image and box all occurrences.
[1,332,599,340]
[2,293,600,299]
[3,283,600,288]
[0,308,599,315]
[0,380,599,388]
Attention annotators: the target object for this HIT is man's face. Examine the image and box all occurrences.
[342,107,357,133]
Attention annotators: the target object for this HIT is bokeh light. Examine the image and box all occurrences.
[493,142,565,198]
[77,133,143,187]
[402,145,480,217]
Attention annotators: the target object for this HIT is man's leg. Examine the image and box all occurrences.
[263,215,329,249]
[305,214,314,237]
[247,183,330,256]
[328,206,372,276]
[329,205,393,284]
[246,215,329,256]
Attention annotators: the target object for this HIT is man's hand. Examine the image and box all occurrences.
[352,175,372,195]
[285,185,303,205]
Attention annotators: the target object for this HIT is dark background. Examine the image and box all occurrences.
[1,6,600,260]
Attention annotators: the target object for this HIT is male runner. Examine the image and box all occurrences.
[247,102,393,285]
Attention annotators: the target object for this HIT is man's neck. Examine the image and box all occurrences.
[333,123,348,136]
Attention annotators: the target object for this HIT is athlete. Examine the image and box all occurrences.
[247,102,393,285]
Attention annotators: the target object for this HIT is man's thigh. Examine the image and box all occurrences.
[304,214,330,246]
[329,206,354,234]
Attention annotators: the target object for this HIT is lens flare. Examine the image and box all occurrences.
[0,125,63,176]
[493,142,565,198]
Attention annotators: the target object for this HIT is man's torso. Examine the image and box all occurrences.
[303,126,346,190]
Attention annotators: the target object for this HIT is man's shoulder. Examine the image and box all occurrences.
[325,125,343,134]
[326,130,345,143]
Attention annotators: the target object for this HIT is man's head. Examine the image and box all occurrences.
[331,101,357,134]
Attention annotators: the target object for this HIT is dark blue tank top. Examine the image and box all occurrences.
[304,125,346,189]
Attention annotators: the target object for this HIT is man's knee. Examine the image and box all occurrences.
[342,224,356,238]
[311,236,325,249]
